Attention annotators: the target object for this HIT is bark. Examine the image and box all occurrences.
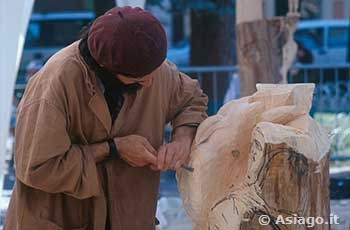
[190,6,236,115]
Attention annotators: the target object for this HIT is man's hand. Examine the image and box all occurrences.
[114,135,157,168]
[156,126,197,171]
[156,138,192,171]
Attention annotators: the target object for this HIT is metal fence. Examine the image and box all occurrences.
[13,64,350,158]
[180,64,350,161]
[288,64,350,161]
[288,63,350,113]
[179,64,350,113]
[180,66,239,115]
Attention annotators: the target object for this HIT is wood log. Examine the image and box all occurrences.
[177,84,331,230]
[236,16,298,97]
[236,0,299,96]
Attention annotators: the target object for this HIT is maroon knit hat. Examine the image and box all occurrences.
[88,6,167,77]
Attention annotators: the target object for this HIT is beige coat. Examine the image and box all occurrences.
[4,42,208,230]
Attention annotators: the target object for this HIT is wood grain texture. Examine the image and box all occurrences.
[239,132,330,230]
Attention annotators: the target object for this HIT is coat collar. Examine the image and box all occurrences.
[74,42,112,134]
[88,91,112,134]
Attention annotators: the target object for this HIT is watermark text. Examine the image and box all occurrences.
[258,214,340,227]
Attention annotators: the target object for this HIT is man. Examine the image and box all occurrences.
[25,52,44,82]
[5,6,208,230]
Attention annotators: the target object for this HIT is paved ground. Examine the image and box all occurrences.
[330,199,350,230]
[1,170,349,229]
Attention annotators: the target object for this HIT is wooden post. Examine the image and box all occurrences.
[236,0,299,96]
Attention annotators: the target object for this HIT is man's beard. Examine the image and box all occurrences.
[107,77,142,95]
[120,82,143,94]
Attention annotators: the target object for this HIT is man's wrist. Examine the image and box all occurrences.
[91,142,110,163]
[171,125,197,143]
[107,138,120,160]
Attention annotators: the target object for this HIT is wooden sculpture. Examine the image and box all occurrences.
[177,84,331,230]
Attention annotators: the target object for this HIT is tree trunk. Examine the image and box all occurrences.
[236,0,300,97]
[190,5,236,115]
[172,9,184,45]
[236,16,298,96]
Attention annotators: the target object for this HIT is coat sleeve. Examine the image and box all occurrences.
[14,99,101,199]
[166,65,208,129]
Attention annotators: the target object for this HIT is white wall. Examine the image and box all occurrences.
[0,0,34,198]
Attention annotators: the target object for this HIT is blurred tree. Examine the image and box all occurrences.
[148,0,236,114]
[172,9,185,45]
[190,2,236,114]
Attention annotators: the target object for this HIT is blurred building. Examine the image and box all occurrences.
[322,0,350,19]
[264,0,350,19]
[33,0,188,48]
[33,0,92,12]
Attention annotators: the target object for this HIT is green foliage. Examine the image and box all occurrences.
[315,112,350,157]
